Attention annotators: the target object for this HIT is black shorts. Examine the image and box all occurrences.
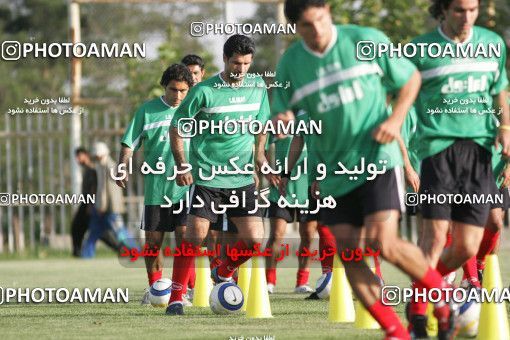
[405,195,420,216]
[140,205,187,232]
[210,213,238,233]
[187,183,262,223]
[420,140,493,226]
[320,168,402,226]
[491,183,510,211]
[306,186,320,222]
[264,200,308,223]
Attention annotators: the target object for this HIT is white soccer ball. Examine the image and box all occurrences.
[315,272,333,299]
[457,299,481,337]
[209,282,244,314]
[149,278,172,307]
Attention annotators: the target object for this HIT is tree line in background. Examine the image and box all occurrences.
[1,0,508,116]
[0,0,508,247]
[0,0,508,192]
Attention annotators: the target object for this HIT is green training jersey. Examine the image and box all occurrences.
[409,26,508,160]
[267,135,309,204]
[171,73,271,188]
[272,24,416,197]
[294,110,320,187]
[121,96,188,205]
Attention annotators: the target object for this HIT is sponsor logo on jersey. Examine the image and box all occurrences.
[229,96,246,104]
[441,75,489,94]
[317,80,364,113]
[316,62,341,77]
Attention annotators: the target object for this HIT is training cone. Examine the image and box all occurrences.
[354,299,380,329]
[477,255,510,340]
[354,266,380,329]
[328,255,355,322]
[246,256,272,318]
[238,259,251,311]
[192,247,213,307]
[425,302,438,337]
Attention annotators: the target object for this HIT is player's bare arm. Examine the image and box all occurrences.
[396,135,420,193]
[115,145,133,189]
[272,110,295,139]
[169,125,193,186]
[498,160,510,189]
[279,135,304,196]
[373,70,421,144]
[255,132,270,176]
[495,90,510,157]
[263,142,281,189]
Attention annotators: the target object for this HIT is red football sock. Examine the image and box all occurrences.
[147,270,162,286]
[462,256,480,288]
[374,255,383,280]
[210,257,223,271]
[416,266,455,307]
[367,300,410,339]
[409,281,428,316]
[296,269,310,287]
[436,260,454,277]
[417,267,455,333]
[217,240,252,278]
[318,224,335,274]
[476,228,500,267]
[444,232,452,248]
[266,268,277,285]
[169,241,195,304]
[187,259,196,289]
[417,267,450,290]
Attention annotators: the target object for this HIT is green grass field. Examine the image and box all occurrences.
[1,249,509,340]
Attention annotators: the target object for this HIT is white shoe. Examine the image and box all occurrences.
[182,296,193,307]
[141,287,151,305]
[445,271,457,285]
[267,283,275,294]
[186,288,194,302]
[294,285,314,294]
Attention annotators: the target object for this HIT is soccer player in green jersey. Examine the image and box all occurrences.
[116,64,194,305]
[179,53,206,301]
[406,0,510,336]
[181,54,205,87]
[462,148,509,288]
[273,1,458,338]
[166,34,270,315]
[181,54,246,283]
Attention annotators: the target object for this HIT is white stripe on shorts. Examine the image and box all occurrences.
[140,206,146,230]
[222,213,228,232]
[394,167,406,214]
[187,184,196,215]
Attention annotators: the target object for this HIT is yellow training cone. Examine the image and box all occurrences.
[426,302,438,336]
[477,255,510,340]
[246,256,272,318]
[354,266,380,329]
[328,255,355,322]
[354,299,380,329]
[192,248,213,307]
[238,259,251,311]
